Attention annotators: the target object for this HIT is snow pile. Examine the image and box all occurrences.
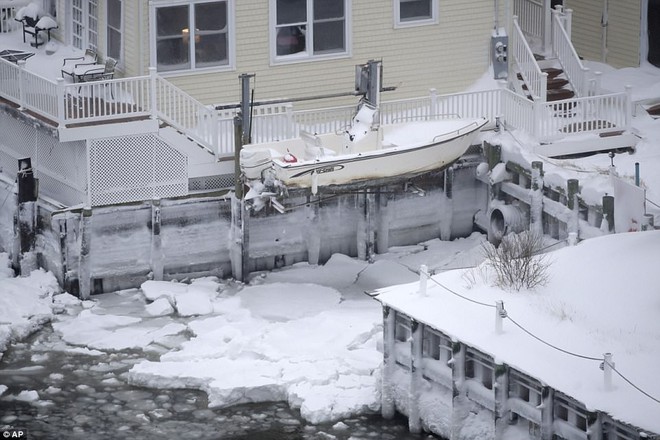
[376,230,660,433]
[0,253,60,360]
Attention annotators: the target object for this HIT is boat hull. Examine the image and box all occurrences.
[241,117,488,190]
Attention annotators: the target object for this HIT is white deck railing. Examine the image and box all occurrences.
[153,71,218,153]
[512,16,547,102]
[501,88,632,142]
[513,0,551,53]
[0,60,218,153]
[0,59,633,157]
[551,8,590,97]
[0,1,30,33]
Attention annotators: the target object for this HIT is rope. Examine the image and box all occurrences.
[606,361,660,405]
[427,275,496,308]
[505,314,602,361]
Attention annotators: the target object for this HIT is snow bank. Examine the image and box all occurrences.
[0,253,60,360]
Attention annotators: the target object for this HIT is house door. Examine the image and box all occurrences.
[70,0,98,51]
[649,0,660,67]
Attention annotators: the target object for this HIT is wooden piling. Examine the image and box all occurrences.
[450,341,467,440]
[409,319,423,433]
[381,306,396,419]
[494,363,509,439]
[530,161,544,235]
[150,199,163,281]
[602,195,615,233]
[375,191,390,254]
[78,207,92,300]
[16,158,37,275]
[567,179,580,244]
[540,386,554,440]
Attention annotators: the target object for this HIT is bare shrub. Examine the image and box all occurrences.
[482,230,552,291]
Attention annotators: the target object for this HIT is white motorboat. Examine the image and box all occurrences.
[240,104,488,194]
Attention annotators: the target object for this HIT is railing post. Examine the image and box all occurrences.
[624,85,633,127]
[543,0,552,54]
[429,88,438,119]
[211,109,219,156]
[17,59,26,110]
[581,67,589,97]
[149,66,158,120]
[564,8,573,40]
[56,77,65,126]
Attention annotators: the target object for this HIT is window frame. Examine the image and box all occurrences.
[149,0,235,75]
[106,0,123,66]
[269,0,351,65]
[393,0,438,29]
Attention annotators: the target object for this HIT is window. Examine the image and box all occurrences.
[152,0,232,73]
[394,0,437,28]
[107,0,122,62]
[272,0,348,62]
[71,0,98,51]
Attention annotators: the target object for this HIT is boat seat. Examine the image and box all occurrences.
[301,130,336,160]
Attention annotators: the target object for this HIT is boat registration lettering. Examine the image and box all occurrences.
[316,166,337,174]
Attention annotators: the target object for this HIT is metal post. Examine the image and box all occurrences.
[495,300,505,334]
[603,352,614,391]
[239,73,255,145]
[419,264,428,296]
[233,115,244,199]
[635,162,640,187]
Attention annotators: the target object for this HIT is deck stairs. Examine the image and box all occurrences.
[510,17,639,158]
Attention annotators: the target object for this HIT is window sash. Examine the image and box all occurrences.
[154,1,230,73]
[273,0,347,60]
[107,0,122,62]
[394,0,437,27]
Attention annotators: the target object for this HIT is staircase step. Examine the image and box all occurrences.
[542,67,564,79]
[647,103,660,117]
[516,67,564,82]
[546,88,575,101]
[522,78,570,91]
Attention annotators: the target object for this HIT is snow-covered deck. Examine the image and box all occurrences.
[375,231,660,438]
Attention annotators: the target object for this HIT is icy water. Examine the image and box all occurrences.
[0,326,439,440]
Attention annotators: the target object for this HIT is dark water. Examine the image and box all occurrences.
[0,325,438,440]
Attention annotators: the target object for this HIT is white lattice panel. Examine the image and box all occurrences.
[0,112,86,206]
[90,133,188,206]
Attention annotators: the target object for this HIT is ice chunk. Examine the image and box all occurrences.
[145,297,174,317]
